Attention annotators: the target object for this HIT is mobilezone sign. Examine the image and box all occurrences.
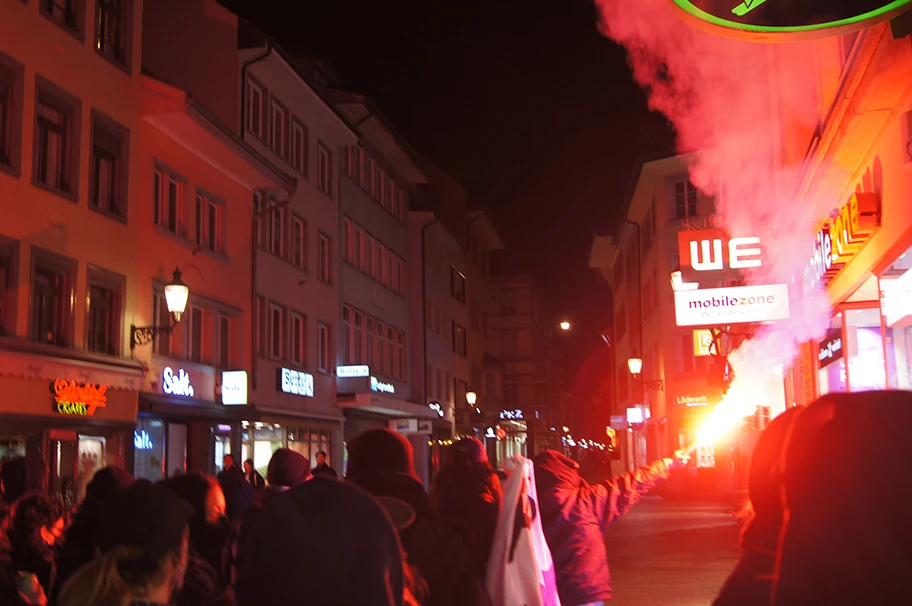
[674,284,791,327]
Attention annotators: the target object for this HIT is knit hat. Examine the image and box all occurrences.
[86,466,135,502]
[346,428,416,479]
[266,448,311,487]
[98,480,193,572]
[236,479,404,606]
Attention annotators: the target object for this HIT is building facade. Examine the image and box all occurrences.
[0,0,146,501]
[237,33,358,478]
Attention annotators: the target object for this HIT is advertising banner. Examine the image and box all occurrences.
[674,284,790,326]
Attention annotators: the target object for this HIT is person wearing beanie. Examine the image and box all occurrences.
[236,479,405,606]
[57,480,193,606]
[347,428,492,606]
[55,467,136,593]
[225,448,312,594]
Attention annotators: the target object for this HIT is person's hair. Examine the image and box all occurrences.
[9,492,63,557]
[57,543,179,606]
[316,451,326,457]
[223,454,235,464]
[244,459,254,466]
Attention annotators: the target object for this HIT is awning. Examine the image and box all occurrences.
[336,393,439,419]
[139,393,255,422]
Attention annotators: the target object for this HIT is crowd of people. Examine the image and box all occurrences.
[2,391,900,606]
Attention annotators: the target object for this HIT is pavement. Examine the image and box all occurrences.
[603,497,742,606]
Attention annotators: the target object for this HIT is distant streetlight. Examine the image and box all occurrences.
[562,426,570,433]
[559,321,571,331]
[466,391,477,406]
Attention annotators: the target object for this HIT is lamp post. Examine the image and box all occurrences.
[131,268,190,352]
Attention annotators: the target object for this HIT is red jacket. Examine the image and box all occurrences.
[533,451,669,606]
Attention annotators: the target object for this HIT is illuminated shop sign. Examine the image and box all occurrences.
[499,409,524,420]
[674,284,790,326]
[337,365,370,378]
[428,402,445,418]
[677,395,710,407]
[671,0,912,41]
[370,376,395,394]
[278,368,314,398]
[693,330,715,356]
[817,328,844,369]
[882,268,912,328]
[134,430,154,451]
[52,379,108,416]
[803,193,880,294]
[162,367,194,398]
[221,371,248,405]
[485,427,497,439]
[678,229,763,282]
[627,407,645,424]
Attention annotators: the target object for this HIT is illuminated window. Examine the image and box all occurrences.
[318,232,331,284]
[95,0,125,64]
[673,179,698,220]
[291,118,307,176]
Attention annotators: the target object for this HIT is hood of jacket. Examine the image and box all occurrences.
[533,450,581,506]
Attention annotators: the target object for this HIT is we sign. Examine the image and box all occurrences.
[678,229,764,282]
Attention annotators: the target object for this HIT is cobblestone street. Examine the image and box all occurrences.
[603,497,742,606]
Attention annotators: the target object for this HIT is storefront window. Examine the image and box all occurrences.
[167,424,187,477]
[881,245,912,390]
[213,424,233,474]
[844,308,886,392]
[818,314,846,395]
[0,436,27,461]
[240,422,334,479]
[134,419,165,481]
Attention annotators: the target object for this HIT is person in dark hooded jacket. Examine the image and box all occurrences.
[772,390,912,606]
[347,428,492,606]
[52,466,135,598]
[430,437,501,576]
[712,407,802,606]
[534,450,674,606]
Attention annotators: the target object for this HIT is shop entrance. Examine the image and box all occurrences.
[49,431,106,506]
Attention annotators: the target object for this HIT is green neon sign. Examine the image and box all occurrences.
[672,0,912,40]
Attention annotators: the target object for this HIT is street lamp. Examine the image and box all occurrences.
[131,268,190,352]
[627,355,664,391]
[466,391,477,407]
[559,321,571,331]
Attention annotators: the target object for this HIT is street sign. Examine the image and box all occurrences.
[671,0,912,41]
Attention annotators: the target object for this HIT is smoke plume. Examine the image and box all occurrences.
[596,0,844,416]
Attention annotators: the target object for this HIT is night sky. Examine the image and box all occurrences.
[223,0,674,406]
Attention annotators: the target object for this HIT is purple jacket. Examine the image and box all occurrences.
[533,451,669,606]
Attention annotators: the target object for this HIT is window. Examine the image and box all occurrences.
[0,246,13,336]
[86,276,120,356]
[153,293,172,357]
[354,310,364,364]
[41,0,79,31]
[95,0,125,64]
[376,321,385,373]
[318,232,331,284]
[153,167,186,237]
[0,59,23,171]
[397,330,406,381]
[291,215,307,270]
[390,250,398,292]
[378,168,387,207]
[317,323,331,373]
[342,217,352,263]
[291,118,307,175]
[246,77,265,140]
[681,334,694,374]
[218,315,231,369]
[342,305,352,364]
[397,257,405,295]
[365,234,374,277]
[90,115,126,218]
[290,311,306,366]
[386,326,394,377]
[186,305,203,363]
[268,302,284,360]
[260,206,284,257]
[270,97,288,158]
[317,142,332,195]
[195,192,224,255]
[354,226,363,270]
[379,245,389,286]
[34,94,73,194]
[365,156,375,194]
[673,180,698,220]
[453,322,467,357]
[31,255,74,347]
[366,316,375,367]
[470,299,480,331]
[254,295,265,356]
[450,268,467,304]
